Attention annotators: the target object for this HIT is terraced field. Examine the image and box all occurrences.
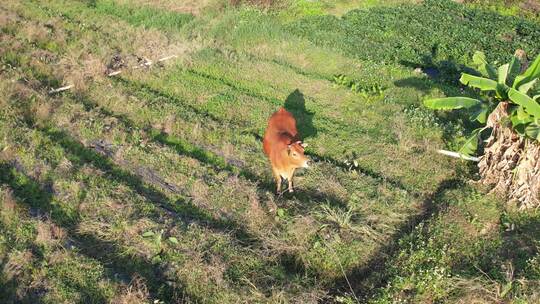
[0,0,539,303]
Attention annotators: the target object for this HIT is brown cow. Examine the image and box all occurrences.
[263,107,310,193]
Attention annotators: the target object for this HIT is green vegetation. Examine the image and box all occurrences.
[423,50,540,210]
[425,51,540,156]
[0,0,539,303]
[287,0,540,82]
[89,0,194,32]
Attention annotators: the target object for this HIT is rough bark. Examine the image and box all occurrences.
[478,102,540,209]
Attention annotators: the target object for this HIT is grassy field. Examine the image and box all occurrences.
[0,0,539,303]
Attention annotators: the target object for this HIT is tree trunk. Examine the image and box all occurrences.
[478,102,540,209]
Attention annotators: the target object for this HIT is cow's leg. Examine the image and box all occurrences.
[273,169,282,193]
[287,169,296,193]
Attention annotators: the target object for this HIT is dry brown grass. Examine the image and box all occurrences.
[36,218,66,246]
[393,113,428,154]
[61,54,107,92]
[452,276,512,303]
[32,101,52,126]
[119,0,223,15]
[229,0,282,9]
[2,250,33,281]
[77,213,158,261]
[47,250,71,267]
[0,9,19,31]
[223,175,273,232]
[0,84,8,111]
[9,82,34,103]
[62,37,198,94]
[31,49,58,65]
[521,0,540,13]
[190,180,211,208]
[172,249,235,301]
[0,146,16,168]
[123,219,159,259]
[245,197,268,231]
[3,0,199,96]
[221,142,237,161]
[110,275,150,304]
[162,115,176,135]
[287,216,318,248]
[451,260,540,303]
[315,174,349,202]
[212,175,261,217]
[18,21,49,45]
[1,187,17,217]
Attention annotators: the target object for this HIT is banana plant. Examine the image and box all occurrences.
[424,51,540,157]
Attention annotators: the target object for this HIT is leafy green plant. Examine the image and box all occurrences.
[274,207,287,221]
[333,74,385,97]
[424,51,540,157]
[142,230,179,263]
[143,230,179,246]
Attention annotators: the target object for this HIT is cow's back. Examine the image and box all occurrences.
[263,108,298,157]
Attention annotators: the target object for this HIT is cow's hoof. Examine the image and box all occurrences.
[288,189,294,193]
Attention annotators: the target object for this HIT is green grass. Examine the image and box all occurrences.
[88,0,194,33]
[1,0,539,303]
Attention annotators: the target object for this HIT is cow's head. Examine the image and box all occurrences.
[287,141,310,168]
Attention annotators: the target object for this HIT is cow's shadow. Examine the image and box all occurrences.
[284,89,317,140]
